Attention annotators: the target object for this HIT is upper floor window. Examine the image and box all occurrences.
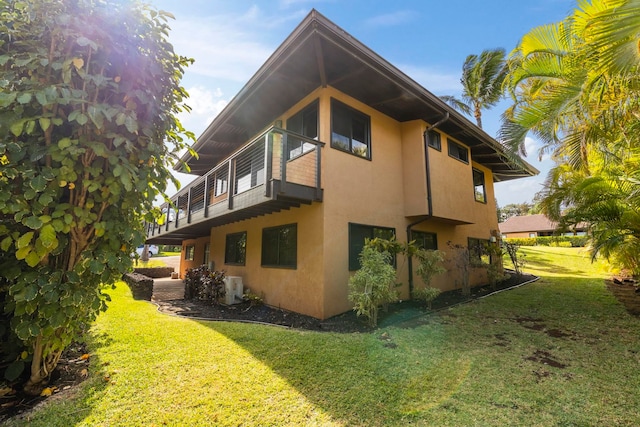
[427,130,441,150]
[448,139,469,163]
[225,232,247,265]
[331,98,371,159]
[262,224,297,268]
[348,223,395,270]
[215,170,228,197]
[411,231,438,250]
[287,100,318,159]
[473,168,486,203]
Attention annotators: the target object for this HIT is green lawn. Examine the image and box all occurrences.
[10,247,640,426]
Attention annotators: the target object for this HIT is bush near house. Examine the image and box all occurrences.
[504,235,588,247]
[184,265,226,304]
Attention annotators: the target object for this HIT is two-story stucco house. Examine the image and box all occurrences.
[145,10,538,320]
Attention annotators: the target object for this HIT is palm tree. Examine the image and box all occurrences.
[441,48,507,128]
[500,0,640,273]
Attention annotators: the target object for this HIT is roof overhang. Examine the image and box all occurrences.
[178,10,538,182]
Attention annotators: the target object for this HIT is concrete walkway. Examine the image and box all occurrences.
[151,256,185,302]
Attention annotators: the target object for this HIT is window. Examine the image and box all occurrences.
[349,223,396,270]
[287,100,318,159]
[204,243,210,265]
[448,139,469,163]
[427,130,441,150]
[235,144,264,194]
[185,245,195,261]
[262,224,297,268]
[468,238,490,265]
[225,232,247,265]
[473,168,486,203]
[411,231,438,250]
[331,98,371,159]
[215,170,228,197]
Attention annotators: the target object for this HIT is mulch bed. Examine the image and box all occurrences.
[154,272,540,333]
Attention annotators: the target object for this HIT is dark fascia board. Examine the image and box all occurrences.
[178,9,538,180]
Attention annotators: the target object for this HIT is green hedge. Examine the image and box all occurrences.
[504,235,589,247]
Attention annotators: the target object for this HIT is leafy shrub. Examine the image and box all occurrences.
[184,266,225,304]
[243,289,264,307]
[502,241,526,276]
[348,246,399,327]
[504,236,588,247]
[412,287,441,309]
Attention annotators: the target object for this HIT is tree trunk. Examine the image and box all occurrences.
[23,335,63,395]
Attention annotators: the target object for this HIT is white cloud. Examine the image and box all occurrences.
[396,63,462,93]
[179,85,228,137]
[495,175,546,205]
[523,136,552,162]
[166,7,305,83]
[364,10,416,28]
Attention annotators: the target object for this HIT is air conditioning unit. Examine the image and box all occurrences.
[223,276,244,305]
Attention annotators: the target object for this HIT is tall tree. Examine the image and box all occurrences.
[0,0,194,393]
[500,0,640,273]
[441,48,508,128]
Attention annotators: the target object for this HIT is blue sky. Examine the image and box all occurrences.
[150,0,575,206]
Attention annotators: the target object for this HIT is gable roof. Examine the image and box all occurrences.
[499,214,558,233]
[499,214,589,234]
[178,10,538,182]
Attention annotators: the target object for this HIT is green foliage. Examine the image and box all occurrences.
[0,0,193,391]
[411,286,441,309]
[184,266,226,304]
[504,236,589,247]
[348,246,399,327]
[440,48,507,128]
[502,241,526,276]
[500,0,640,275]
[414,249,446,287]
[242,289,264,307]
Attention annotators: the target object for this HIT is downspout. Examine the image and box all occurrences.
[407,112,449,294]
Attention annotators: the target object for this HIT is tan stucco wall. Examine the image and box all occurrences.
[502,231,536,238]
[179,236,212,277]
[208,203,326,319]
[182,85,503,319]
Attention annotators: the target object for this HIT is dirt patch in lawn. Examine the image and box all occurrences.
[606,279,640,317]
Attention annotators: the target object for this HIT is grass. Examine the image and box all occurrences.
[10,247,640,426]
[157,250,181,257]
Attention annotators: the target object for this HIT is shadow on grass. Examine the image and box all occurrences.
[194,273,632,426]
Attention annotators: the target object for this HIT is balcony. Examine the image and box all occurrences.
[146,127,324,244]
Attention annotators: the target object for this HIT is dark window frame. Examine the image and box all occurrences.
[204,243,211,265]
[348,223,396,271]
[330,98,371,160]
[225,232,247,266]
[261,223,297,269]
[286,99,319,160]
[448,139,469,163]
[185,245,195,261]
[410,230,438,250]
[427,130,442,151]
[473,168,487,203]
[468,237,490,265]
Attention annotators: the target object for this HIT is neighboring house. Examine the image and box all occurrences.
[499,214,588,238]
[145,10,537,320]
